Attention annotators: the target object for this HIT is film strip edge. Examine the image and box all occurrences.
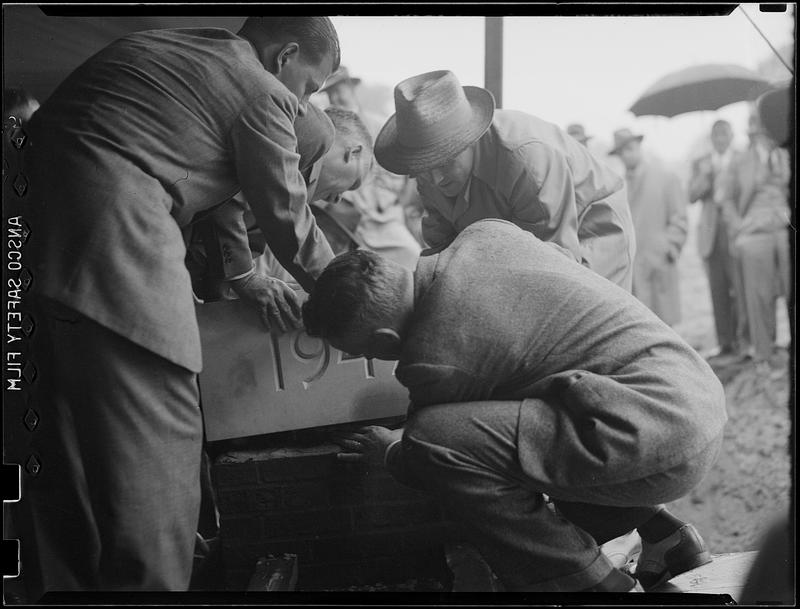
[3,113,36,581]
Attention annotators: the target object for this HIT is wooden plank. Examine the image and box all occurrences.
[196,300,408,441]
[654,551,758,601]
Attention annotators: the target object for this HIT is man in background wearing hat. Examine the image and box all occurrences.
[610,128,688,326]
[566,123,592,147]
[374,70,636,290]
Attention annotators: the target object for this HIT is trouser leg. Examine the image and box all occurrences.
[736,234,778,360]
[552,501,660,546]
[400,401,619,592]
[19,299,202,593]
[705,225,737,351]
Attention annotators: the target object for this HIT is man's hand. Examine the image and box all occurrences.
[229,273,302,333]
[330,426,403,467]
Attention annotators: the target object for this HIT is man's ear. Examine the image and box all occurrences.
[368,328,401,359]
[344,144,363,163]
[274,42,300,74]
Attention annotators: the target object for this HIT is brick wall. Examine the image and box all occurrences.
[211,442,453,590]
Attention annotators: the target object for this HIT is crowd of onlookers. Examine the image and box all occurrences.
[298,68,792,373]
[565,113,791,372]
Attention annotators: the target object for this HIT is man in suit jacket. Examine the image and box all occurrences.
[302,219,726,592]
[610,129,688,326]
[22,18,340,594]
[374,71,636,291]
[718,113,791,365]
[688,120,745,360]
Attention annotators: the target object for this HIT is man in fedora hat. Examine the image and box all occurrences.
[374,70,636,291]
[609,128,688,326]
[302,219,724,592]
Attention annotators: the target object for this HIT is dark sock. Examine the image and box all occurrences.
[582,568,636,592]
[638,510,686,543]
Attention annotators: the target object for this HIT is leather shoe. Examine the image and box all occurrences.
[635,524,712,590]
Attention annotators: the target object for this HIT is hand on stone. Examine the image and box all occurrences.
[330,426,403,467]
[229,273,302,333]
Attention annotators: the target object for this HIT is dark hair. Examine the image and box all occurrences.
[302,250,400,339]
[240,17,341,71]
[324,107,373,155]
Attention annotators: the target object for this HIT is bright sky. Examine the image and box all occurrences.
[330,5,794,171]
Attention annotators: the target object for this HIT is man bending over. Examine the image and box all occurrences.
[302,219,726,593]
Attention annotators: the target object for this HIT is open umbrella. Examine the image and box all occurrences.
[629,63,774,118]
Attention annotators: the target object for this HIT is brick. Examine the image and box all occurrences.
[263,508,352,539]
[330,475,428,506]
[281,480,330,510]
[352,501,443,530]
[221,539,312,572]
[251,485,283,512]
[216,485,283,515]
[211,461,258,488]
[215,488,251,514]
[257,453,336,482]
[298,549,449,590]
[223,567,254,591]
[309,524,448,563]
[219,515,263,541]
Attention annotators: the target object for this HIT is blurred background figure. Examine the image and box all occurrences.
[688,120,745,364]
[611,128,688,326]
[718,111,791,369]
[566,122,591,146]
[320,66,422,270]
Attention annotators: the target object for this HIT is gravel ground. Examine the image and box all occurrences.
[666,205,793,554]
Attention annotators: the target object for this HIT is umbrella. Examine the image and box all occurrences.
[629,63,774,118]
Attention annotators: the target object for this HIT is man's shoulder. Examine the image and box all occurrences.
[489,109,555,151]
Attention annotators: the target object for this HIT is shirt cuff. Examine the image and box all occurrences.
[225,263,257,283]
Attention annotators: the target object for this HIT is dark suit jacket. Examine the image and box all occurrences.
[392,220,727,488]
[28,28,333,371]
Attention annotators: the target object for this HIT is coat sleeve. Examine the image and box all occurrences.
[204,194,257,281]
[505,142,581,263]
[664,172,689,262]
[229,91,334,292]
[395,362,495,412]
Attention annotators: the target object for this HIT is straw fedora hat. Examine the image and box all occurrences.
[374,70,495,175]
[609,128,644,156]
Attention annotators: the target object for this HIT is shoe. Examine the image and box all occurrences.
[635,524,712,590]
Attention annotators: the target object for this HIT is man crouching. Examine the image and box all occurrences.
[302,218,727,593]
